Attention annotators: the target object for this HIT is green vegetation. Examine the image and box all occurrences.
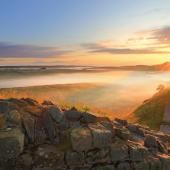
[133,87,170,130]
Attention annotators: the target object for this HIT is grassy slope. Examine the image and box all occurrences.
[132,87,170,130]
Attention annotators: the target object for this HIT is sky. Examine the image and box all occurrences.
[0,0,170,66]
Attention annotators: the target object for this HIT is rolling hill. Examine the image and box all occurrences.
[132,86,170,130]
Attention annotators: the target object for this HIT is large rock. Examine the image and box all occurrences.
[22,112,35,143]
[127,124,145,137]
[33,145,65,169]
[92,165,115,170]
[7,109,21,127]
[144,134,158,148]
[99,118,114,132]
[133,161,150,170]
[71,127,93,152]
[129,144,148,161]
[117,162,131,170]
[144,134,168,153]
[42,112,57,143]
[21,98,38,106]
[42,100,54,106]
[0,101,10,114]
[86,148,110,164]
[15,152,33,170]
[115,127,131,140]
[115,118,128,126]
[64,107,82,121]
[66,151,84,168]
[0,114,7,129]
[34,117,47,144]
[89,123,112,148]
[110,143,129,162]
[159,155,170,170]
[149,157,161,170]
[0,128,24,162]
[157,140,168,153]
[80,112,97,123]
[46,105,63,123]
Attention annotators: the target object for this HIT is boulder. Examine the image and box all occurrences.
[46,105,63,123]
[127,124,145,137]
[69,120,81,129]
[89,123,112,148]
[66,151,84,168]
[42,100,54,106]
[22,105,43,117]
[33,145,65,169]
[0,114,7,129]
[115,118,128,126]
[21,98,38,106]
[115,127,131,140]
[22,112,35,143]
[64,107,82,121]
[34,117,47,144]
[59,116,70,130]
[7,110,21,127]
[129,145,148,161]
[71,127,93,152]
[86,148,110,164]
[144,134,158,148]
[159,155,170,170]
[80,112,97,123]
[92,165,115,170]
[98,117,114,132]
[149,157,161,170]
[0,128,24,162]
[42,112,57,143]
[133,161,150,170]
[0,101,10,114]
[110,144,129,162]
[15,152,33,170]
[117,162,131,170]
[144,134,168,153]
[157,140,168,153]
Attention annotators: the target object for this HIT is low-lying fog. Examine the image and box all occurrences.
[0,69,170,118]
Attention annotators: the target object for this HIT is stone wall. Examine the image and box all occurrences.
[0,98,170,170]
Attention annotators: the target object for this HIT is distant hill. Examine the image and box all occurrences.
[132,86,170,130]
[154,62,170,71]
[117,62,170,71]
[0,62,170,72]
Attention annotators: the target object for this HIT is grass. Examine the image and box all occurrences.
[132,87,170,130]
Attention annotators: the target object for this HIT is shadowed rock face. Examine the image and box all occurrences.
[0,98,170,169]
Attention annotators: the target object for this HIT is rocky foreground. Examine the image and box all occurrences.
[0,98,170,170]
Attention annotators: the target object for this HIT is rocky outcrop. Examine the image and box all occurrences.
[0,98,170,169]
[160,102,170,135]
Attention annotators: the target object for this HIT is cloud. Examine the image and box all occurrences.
[131,26,170,46]
[82,43,169,55]
[0,42,70,58]
[83,26,170,55]
[148,26,170,44]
